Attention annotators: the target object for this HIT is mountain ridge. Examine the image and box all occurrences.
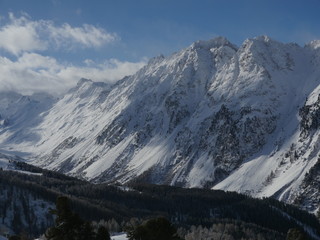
[0,36,319,213]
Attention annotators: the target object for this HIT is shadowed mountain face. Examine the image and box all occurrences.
[1,36,320,212]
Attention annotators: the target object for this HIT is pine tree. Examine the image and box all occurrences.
[286,228,307,240]
[45,196,93,240]
[96,226,111,240]
[78,222,95,240]
[8,236,21,240]
[45,196,113,240]
[127,217,182,240]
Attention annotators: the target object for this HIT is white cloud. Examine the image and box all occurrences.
[0,12,117,55]
[0,53,146,95]
[0,13,46,55]
[56,58,146,87]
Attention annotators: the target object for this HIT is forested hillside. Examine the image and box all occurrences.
[0,162,319,239]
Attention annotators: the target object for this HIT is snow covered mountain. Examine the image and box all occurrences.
[0,36,319,212]
[0,91,55,157]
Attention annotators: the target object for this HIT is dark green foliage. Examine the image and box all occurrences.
[96,226,111,240]
[1,164,320,239]
[286,228,307,240]
[45,196,99,240]
[45,196,110,240]
[78,222,96,240]
[183,220,285,240]
[45,196,86,240]
[8,236,21,240]
[127,217,182,240]
[8,232,30,240]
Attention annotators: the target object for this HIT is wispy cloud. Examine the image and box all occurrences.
[47,23,117,50]
[0,53,146,95]
[0,12,118,55]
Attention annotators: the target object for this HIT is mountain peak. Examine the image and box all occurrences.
[306,40,320,50]
[254,35,273,42]
[191,36,237,50]
[241,35,284,47]
[77,78,93,86]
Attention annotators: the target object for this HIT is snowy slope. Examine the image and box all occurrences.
[111,233,128,240]
[0,91,55,156]
[0,152,21,170]
[0,36,320,212]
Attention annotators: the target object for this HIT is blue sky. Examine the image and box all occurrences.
[0,0,319,94]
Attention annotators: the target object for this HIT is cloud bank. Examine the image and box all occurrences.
[0,13,145,95]
[0,53,146,95]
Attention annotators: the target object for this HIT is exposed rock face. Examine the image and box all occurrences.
[300,95,320,138]
[294,158,320,212]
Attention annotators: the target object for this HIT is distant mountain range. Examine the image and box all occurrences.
[0,36,319,213]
